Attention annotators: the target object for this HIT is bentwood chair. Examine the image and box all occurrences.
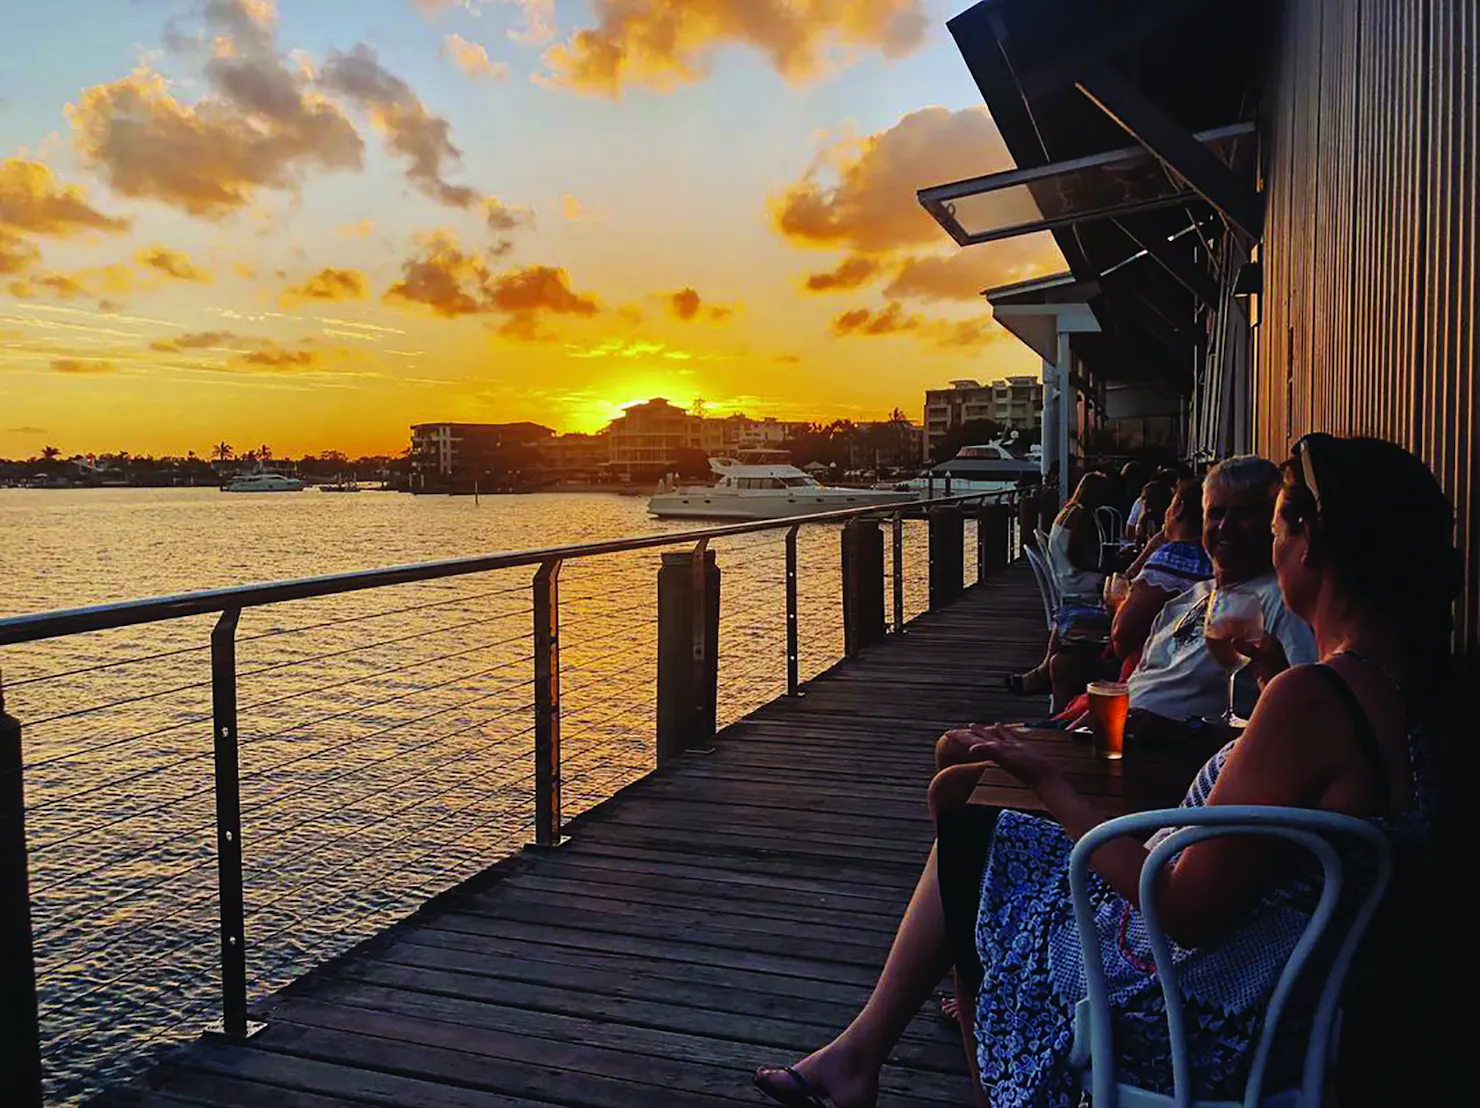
[1067,806,1392,1107]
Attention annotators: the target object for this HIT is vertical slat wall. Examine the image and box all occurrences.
[1255,0,1480,653]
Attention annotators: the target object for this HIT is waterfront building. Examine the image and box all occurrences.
[923,377,1043,458]
[409,422,554,483]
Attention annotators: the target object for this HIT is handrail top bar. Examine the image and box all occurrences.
[0,488,1023,646]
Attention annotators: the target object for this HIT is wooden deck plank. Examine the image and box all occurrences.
[121,565,1076,1107]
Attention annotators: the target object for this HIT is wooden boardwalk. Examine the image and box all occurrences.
[111,566,1050,1108]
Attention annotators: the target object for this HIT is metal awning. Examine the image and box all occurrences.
[918,121,1253,247]
[983,272,1100,364]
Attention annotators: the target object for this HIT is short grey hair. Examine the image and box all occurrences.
[1204,455,1281,502]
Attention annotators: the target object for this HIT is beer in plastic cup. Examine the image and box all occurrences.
[1086,680,1129,759]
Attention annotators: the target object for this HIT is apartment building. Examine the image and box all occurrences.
[409,422,555,479]
[923,377,1043,456]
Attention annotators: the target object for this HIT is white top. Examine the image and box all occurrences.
[1127,572,1318,720]
[1048,512,1104,605]
[1126,497,1145,534]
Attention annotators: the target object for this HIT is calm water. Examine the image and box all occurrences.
[0,487,939,1103]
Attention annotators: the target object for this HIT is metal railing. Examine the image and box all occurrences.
[0,487,1030,1106]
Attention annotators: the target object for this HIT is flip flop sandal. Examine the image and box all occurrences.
[753,1065,837,1107]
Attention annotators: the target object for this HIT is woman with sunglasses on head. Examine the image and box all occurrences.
[754,434,1453,1108]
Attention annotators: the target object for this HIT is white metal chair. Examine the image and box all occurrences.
[1033,526,1051,555]
[1097,505,1126,562]
[1024,542,1059,632]
[1067,806,1392,1108]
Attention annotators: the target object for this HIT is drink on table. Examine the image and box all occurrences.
[1103,572,1130,612]
[1086,680,1129,759]
[1204,589,1265,668]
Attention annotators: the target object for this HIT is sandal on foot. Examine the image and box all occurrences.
[1005,672,1041,696]
[753,1065,836,1107]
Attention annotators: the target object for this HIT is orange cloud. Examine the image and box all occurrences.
[321,44,478,209]
[883,246,1060,302]
[68,2,363,219]
[804,255,881,292]
[384,233,599,337]
[150,330,241,353]
[832,304,1005,350]
[0,158,130,236]
[136,245,212,283]
[10,264,134,302]
[280,267,369,305]
[667,286,735,322]
[0,229,40,276]
[832,302,920,337]
[670,287,701,320]
[771,107,1015,253]
[53,357,118,374]
[335,219,376,238]
[232,260,258,279]
[542,0,927,96]
[238,343,319,369]
[561,193,603,223]
[445,33,508,81]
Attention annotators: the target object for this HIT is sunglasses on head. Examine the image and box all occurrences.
[1291,432,1339,522]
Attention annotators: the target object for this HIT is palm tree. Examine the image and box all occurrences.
[258,444,272,462]
[213,442,233,463]
[41,445,60,461]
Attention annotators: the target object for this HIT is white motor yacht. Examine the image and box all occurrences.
[222,471,307,493]
[890,442,1040,496]
[648,458,916,520]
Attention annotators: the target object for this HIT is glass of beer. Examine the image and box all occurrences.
[1102,572,1130,612]
[1086,680,1129,759]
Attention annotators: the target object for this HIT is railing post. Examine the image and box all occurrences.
[532,559,564,848]
[0,680,42,1108]
[928,505,964,610]
[657,546,719,764]
[891,512,905,632]
[691,541,720,750]
[979,502,1012,577]
[208,609,258,1040]
[785,525,800,695]
[841,519,886,657]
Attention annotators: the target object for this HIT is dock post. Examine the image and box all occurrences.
[785,526,800,695]
[979,502,1012,576]
[891,512,904,632]
[927,506,964,611]
[841,519,886,657]
[208,610,259,1040]
[532,559,564,847]
[0,681,42,1108]
[657,547,719,764]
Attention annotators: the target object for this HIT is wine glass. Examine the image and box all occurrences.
[1204,589,1264,724]
[1102,572,1130,612]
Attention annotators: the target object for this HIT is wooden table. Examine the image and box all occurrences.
[970,727,1225,816]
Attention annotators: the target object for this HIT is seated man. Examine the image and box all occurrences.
[1122,455,1316,740]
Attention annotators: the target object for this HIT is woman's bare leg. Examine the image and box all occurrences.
[758,766,993,1107]
[757,844,953,1106]
[955,974,991,1108]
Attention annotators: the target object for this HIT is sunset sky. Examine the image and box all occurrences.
[0,0,1063,458]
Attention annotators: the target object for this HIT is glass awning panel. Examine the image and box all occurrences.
[918,122,1254,246]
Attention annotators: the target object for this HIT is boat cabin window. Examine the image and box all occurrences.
[737,477,788,490]
[782,476,819,488]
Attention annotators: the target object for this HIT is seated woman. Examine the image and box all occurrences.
[1052,477,1212,721]
[755,435,1453,1108]
[1009,472,1114,709]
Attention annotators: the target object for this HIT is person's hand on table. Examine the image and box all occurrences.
[960,723,1063,793]
[1229,632,1290,688]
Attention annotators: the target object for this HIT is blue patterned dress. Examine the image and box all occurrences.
[970,735,1430,1107]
